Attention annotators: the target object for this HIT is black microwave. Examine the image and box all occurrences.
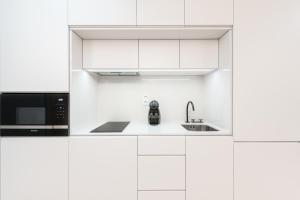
[0,93,69,136]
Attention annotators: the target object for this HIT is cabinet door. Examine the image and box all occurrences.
[180,40,218,69]
[68,0,136,25]
[83,40,138,69]
[0,0,68,92]
[185,0,233,25]
[186,136,233,200]
[137,0,184,25]
[138,156,185,190]
[69,136,137,200]
[234,142,300,200]
[139,40,179,69]
[1,138,68,200]
[234,0,300,141]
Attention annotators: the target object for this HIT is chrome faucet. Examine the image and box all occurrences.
[186,101,195,123]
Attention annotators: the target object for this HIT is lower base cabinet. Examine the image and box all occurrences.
[0,136,243,200]
[138,191,185,200]
[138,156,185,190]
[1,137,68,200]
[234,142,300,200]
[69,136,137,200]
[186,136,233,200]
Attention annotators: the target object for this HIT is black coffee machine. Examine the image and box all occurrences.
[148,100,160,125]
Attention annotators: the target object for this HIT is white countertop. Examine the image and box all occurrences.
[71,121,231,136]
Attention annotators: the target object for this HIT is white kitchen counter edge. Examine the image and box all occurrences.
[70,122,232,136]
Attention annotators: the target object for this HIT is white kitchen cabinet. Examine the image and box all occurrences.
[180,40,218,69]
[138,156,185,190]
[138,136,185,155]
[186,136,233,200]
[139,40,179,69]
[234,142,300,200]
[0,0,69,92]
[83,40,138,70]
[71,32,83,70]
[68,0,136,25]
[1,138,68,200]
[138,191,185,200]
[234,0,300,141]
[69,136,137,200]
[137,0,184,25]
[185,0,233,25]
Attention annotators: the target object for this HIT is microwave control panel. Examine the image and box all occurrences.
[48,94,69,124]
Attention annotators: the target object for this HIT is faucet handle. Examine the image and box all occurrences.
[191,119,204,123]
[197,119,204,123]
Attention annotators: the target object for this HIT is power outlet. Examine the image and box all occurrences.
[143,95,149,106]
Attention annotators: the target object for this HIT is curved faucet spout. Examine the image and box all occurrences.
[186,101,195,123]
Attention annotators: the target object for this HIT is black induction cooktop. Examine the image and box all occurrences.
[91,121,130,133]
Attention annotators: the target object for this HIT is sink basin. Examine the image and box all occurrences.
[182,124,218,131]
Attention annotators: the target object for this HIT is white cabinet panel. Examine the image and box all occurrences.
[68,0,136,25]
[0,0,68,92]
[234,0,300,141]
[185,0,233,25]
[234,143,300,200]
[186,137,233,200]
[137,0,184,25]
[138,156,185,190]
[180,40,218,69]
[69,136,137,200]
[139,40,179,69]
[139,191,185,200]
[1,138,68,200]
[138,136,185,155]
[71,32,83,70]
[83,40,138,69]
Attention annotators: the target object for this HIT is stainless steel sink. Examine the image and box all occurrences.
[182,124,218,131]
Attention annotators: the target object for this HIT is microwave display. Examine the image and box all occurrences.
[16,107,46,125]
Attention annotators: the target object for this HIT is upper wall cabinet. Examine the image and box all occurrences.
[185,0,233,25]
[139,40,179,69]
[234,0,300,141]
[83,40,138,69]
[0,0,69,92]
[68,0,232,26]
[180,40,218,69]
[68,0,136,25]
[137,0,184,25]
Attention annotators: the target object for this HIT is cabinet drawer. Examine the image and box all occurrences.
[138,156,185,190]
[138,136,185,155]
[138,191,185,200]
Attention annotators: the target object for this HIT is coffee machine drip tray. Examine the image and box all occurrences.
[91,122,130,133]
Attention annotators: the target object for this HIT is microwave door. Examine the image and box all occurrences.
[1,93,47,126]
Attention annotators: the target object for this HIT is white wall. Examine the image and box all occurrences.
[71,32,83,70]
[70,71,99,133]
[71,69,232,132]
[96,76,205,124]
[203,31,232,130]
[71,73,205,133]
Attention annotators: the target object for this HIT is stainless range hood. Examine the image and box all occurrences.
[96,71,139,76]
[82,68,218,76]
